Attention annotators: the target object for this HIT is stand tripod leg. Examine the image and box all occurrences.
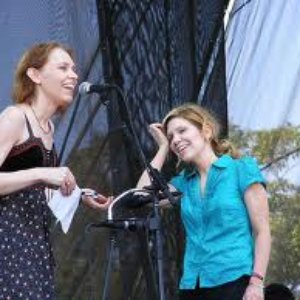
[101,230,116,300]
[148,203,166,300]
[155,223,166,300]
[137,230,159,299]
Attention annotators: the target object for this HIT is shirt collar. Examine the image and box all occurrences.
[184,154,233,178]
[212,154,233,168]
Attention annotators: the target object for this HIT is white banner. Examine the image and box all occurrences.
[226,0,300,129]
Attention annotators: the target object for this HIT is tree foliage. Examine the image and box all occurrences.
[230,124,300,295]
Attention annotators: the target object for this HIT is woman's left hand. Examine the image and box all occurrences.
[243,283,264,300]
[82,193,113,211]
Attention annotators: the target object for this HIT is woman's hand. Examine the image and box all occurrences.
[243,283,264,300]
[136,124,170,190]
[81,190,113,211]
[40,166,76,196]
[149,123,169,149]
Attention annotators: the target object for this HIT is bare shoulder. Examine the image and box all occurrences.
[0,105,25,125]
[0,105,25,142]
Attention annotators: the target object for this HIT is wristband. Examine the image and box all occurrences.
[251,272,264,281]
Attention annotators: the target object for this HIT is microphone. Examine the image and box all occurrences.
[125,190,182,208]
[78,81,113,95]
[88,218,145,231]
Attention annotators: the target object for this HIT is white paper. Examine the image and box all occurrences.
[48,185,81,233]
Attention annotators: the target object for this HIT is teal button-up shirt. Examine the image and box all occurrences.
[171,155,266,289]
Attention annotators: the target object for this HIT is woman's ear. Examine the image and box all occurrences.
[202,123,213,142]
[26,67,41,84]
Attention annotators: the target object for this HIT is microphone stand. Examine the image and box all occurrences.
[107,84,177,300]
[87,189,158,300]
[86,83,176,300]
[102,230,117,300]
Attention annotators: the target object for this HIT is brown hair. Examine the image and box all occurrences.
[162,103,241,158]
[12,41,74,104]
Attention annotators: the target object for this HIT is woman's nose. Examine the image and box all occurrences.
[172,134,180,146]
[69,69,78,80]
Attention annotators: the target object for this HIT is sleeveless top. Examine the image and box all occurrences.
[0,114,57,172]
[0,114,58,300]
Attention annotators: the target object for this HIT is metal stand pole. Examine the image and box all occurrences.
[150,195,165,300]
[101,231,117,300]
[83,85,179,300]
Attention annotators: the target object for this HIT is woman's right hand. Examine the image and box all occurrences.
[39,166,76,196]
[82,193,113,211]
[149,123,169,149]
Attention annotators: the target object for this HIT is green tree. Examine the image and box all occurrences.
[230,125,300,297]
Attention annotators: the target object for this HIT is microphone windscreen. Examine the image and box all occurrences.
[78,82,91,95]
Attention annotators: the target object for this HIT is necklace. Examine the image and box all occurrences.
[30,105,51,135]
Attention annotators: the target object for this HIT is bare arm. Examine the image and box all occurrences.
[0,106,76,196]
[243,183,271,300]
[136,123,179,207]
[137,123,170,189]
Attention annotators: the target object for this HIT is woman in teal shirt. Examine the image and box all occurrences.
[137,103,271,300]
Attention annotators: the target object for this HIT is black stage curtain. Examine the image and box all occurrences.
[57,1,229,299]
[97,1,228,299]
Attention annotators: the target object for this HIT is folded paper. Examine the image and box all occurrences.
[48,185,81,233]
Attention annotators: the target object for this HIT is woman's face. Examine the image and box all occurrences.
[166,117,209,163]
[35,47,78,107]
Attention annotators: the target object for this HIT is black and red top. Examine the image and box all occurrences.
[0,114,58,299]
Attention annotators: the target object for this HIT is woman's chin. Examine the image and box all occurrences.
[61,96,74,106]
[179,154,191,163]
[181,152,198,164]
